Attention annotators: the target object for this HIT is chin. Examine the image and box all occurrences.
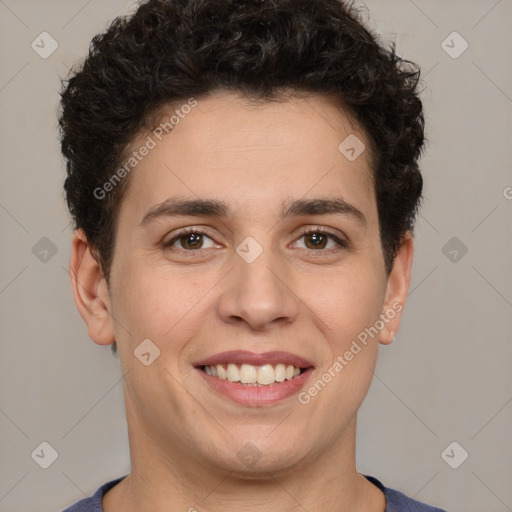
[210,434,310,477]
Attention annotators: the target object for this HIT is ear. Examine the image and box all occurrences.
[379,231,414,345]
[69,229,115,346]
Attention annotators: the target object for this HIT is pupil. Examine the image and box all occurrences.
[308,233,326,249]
[183,233,201,249]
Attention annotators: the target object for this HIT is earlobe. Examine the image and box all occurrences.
[69,229,115,346]
[379,231,414,345]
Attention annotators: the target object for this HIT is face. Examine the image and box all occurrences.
[71,90,412,477]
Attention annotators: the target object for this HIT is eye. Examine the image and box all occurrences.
[162,226,348,255]
[292,227,348,253]
[163,227,218,252]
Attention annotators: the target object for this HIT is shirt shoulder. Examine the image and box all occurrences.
[61,476,127,512]
[364,475,448,512]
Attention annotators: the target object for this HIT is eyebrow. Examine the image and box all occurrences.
[139,196,367,227]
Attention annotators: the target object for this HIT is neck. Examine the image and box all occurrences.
[103,411,385,512]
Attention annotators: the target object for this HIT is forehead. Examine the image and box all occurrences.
[118,91,377,227]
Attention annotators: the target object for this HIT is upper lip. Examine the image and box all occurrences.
[193,350,314,368]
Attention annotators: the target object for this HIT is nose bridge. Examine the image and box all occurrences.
[218,233,298,330]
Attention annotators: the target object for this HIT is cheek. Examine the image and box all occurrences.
[110,256,196,344]
[308,263,385,347]
[302,273,382,436]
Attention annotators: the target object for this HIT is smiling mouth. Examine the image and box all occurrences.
[199,363,308,386]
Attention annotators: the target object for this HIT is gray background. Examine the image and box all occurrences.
[0,0,511,511]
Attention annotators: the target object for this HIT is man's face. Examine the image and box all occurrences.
[80,91,409,474]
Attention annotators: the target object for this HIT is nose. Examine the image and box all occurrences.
[217,247,299,331]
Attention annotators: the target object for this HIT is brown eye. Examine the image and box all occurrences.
[164,228,217,252]
[293,228,347,253]
[304,232,329,250]
[178,232,204,250]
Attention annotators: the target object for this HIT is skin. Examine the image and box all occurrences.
[70,90,413,512]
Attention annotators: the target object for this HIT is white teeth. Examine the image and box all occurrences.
[274,363,286,382]
[226,363,240,382]
[216,364,227,380]
[257,364,275,385]
[240,364,257,384]
[203,362,305,385]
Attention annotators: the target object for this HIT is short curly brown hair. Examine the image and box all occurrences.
[59,0,426,352]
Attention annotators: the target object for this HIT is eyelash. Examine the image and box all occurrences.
[162,226,348,256]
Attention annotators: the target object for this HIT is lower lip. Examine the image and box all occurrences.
[196,367,314,407]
